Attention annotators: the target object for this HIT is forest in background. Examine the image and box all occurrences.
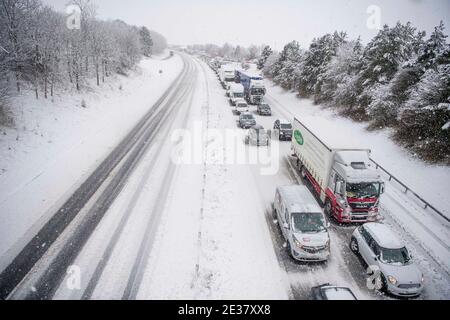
[193,21,450,164]
[0,0,167,122]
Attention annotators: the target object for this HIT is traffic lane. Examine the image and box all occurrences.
[247,111,386,300]
[212,76,385,301]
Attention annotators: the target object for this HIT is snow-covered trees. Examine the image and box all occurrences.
[319,38,363,108]
[298,32,347,100]
[189,43,263,62]
[262,52,279,77]
[139,27,153,57]
[272,41,302,89]
[257,45,273,70]
[148,30,167,55]
[267,21,449,163]
[0,0,165,102]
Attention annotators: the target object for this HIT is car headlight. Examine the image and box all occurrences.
[293,238,303,249]
[388,276,398,286]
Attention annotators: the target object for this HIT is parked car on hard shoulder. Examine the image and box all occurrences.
[274,185,331,262]
[235,99,249,115]
[238,112,256,129]
[350,223,424,297]
[257,103,272,116]
[245,125,271,147]
[311,284,358,300]
[273,119,293,141]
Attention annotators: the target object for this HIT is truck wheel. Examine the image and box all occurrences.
[325,200,332,216]
[286,241,293,257]
[380,273,388,293]
[300,166,307,179]
[350,237,359,254]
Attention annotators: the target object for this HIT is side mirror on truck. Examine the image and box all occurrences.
[336,181,344,195]
[380,182,385,195]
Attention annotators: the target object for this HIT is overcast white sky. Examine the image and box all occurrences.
[43,0,450,50]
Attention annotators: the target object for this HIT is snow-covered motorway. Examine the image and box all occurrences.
[1,53,449,300]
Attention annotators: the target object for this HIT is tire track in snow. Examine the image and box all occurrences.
[79,56,197,299]
[122,57,199,299]
[4,55,191,300]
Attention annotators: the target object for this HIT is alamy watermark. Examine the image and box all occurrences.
[66,265,82,290]
[367,5,382,30]
[66,5,81,30]
[366,265,383,290]
[170,121,281,176]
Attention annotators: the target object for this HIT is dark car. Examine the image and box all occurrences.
[311,284,357,300]
[238,113,257,129]
[273,119,293,141]
[257,103,272,116]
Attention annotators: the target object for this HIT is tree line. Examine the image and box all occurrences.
[259,22,449,164]
[188,43,265,62]
[0,0,167,106]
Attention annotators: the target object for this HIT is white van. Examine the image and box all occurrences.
[274,185,331,262]
[229,83,245,106]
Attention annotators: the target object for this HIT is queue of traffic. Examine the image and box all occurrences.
[206,57,424,299]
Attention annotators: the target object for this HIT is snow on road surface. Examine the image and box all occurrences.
[264,82,450,299]
[0,53,183,273]
[265,82,450,218]
[136,59,289,300]
[51,56,289,300]
[2,53,449,300]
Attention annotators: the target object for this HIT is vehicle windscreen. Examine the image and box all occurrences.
[242,115,254,120]
[238,103,247,108]
[251,88,265,95]
[292,212,326,233]
[346,183,380,198]
[280,124,292,130]
[380,247,412,266]
[323,288,356,300]
[260,104,270,109]
[234,93,244,98]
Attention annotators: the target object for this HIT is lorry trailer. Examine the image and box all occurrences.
[235,69,266,105]
[291,118,385,223]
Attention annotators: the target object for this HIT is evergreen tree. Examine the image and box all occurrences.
[257,45,273,70]
[298,31,347,98]
[272,41,302,89]
[319,38,363,104]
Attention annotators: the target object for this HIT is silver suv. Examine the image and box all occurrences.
[350,223,424,297]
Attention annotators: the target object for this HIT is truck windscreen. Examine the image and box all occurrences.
[251,88,265,95]
[346,183,380,199]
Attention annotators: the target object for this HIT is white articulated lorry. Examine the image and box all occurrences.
[291,118,385,224]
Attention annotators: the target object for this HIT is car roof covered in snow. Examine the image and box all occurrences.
[364,223,404,249]
[321,286,357,300]
[277,186,322,214]
[279,119,291,125]
[230,83,244,90]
